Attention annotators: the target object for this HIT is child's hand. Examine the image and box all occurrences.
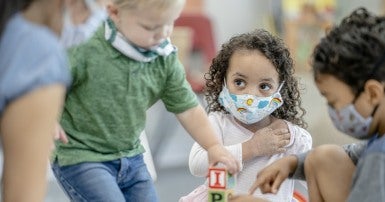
[249,155,298,195]
[54,123,68,144]
[207,144,240,174]
[251,127,290,156]
[247,119,290,156]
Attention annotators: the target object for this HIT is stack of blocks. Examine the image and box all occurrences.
[207,166,236,202]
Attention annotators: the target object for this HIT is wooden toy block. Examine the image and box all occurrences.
[208,167,235,189]
[207,166,236,202]
[208,189,234,202]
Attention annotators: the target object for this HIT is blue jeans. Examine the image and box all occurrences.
[52,154,158,202]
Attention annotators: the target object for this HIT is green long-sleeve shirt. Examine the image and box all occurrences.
[53,26,198,166]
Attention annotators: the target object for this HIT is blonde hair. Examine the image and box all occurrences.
[112,0,184,11]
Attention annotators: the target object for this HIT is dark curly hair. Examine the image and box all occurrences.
[311,7,385,96]
[204,29,307,128]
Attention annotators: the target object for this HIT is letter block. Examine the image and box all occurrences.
[208,189,233,202]
[207,167,236,202]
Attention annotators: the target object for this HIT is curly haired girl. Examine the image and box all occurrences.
[180,29,312,202]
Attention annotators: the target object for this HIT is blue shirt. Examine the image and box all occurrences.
[0,13,71,114]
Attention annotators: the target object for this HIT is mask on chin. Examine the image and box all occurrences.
[104,19,176,62]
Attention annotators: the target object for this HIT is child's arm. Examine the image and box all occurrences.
[0,85,66,202]
[176,105,240,174]
[188,117,291,176]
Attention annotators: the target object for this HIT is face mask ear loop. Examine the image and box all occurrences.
[223,79,227,88]
[277,81,285,92]
[106,18,117,43]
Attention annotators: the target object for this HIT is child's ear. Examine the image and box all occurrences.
[107,3,119,23]
[364,79,384,106]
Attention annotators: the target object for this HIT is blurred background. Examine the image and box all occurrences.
[4,0,385,201]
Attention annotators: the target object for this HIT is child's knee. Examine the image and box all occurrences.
[306,144,347,167]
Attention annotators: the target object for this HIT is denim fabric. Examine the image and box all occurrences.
[52,154,158,202]
[364,134,385,154]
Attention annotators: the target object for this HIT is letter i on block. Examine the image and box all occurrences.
[207,166,236,202]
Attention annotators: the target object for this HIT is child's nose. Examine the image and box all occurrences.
[154,26,171,41]
[246,87,258,96]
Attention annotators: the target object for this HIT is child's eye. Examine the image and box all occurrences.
[142,25,157,31]
[259,83,272,91]
[234,79,245,87]
[142,24,162,31]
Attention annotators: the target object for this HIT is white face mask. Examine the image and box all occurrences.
[61,0,108,48]
[218,82,284,124]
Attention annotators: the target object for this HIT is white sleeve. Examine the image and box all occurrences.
[285,122,313,154]
[188,113,243,177]
[188,142,209,177]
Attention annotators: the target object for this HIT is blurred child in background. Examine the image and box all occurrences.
[0,0,71,201]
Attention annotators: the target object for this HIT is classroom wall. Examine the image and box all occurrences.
[204,0,382,50]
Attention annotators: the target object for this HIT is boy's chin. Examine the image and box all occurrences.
[135,43,156,50]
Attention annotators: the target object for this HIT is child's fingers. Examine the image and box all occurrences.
[250,170,285,195]
[270,173,286,194]
[55,124,69,143]
[249,173,271,194]
[278,139,290,148]
[248,178,262,195]
[59,128,69,143]
[271,128,289,136]
[209,155,240,174]
[223,157,240,174]
[275,132,291,146]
